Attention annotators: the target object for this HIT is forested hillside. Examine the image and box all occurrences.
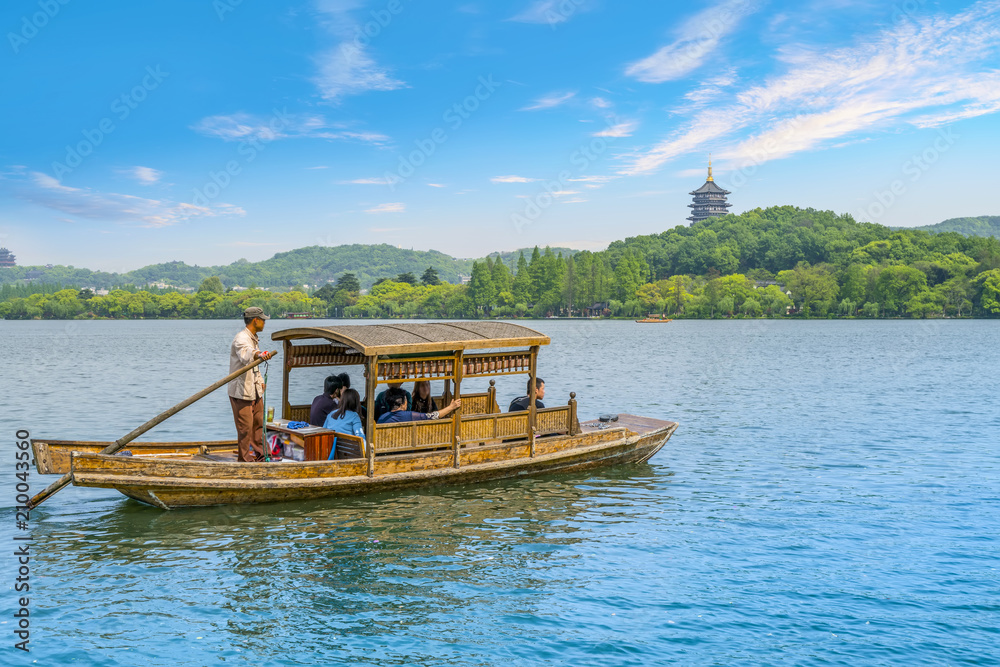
[906,216,1000,238]
[4,206,1000,319]
[0,245,477,290]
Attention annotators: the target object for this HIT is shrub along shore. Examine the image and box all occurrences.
[4,206,1000,320]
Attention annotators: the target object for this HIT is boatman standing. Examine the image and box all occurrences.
[229,306,274,462]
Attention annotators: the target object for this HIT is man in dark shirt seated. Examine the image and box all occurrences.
[508,377,545,412]
[377,387,461,424]
[309,373,350,426]
[373,382,412,421]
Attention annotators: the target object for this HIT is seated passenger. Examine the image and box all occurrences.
[411,380,438,414]
[508,377,545,412]
[377,387,461,424]
[373,381,412,421]
[323,388,365,459]
[309,373,350,427]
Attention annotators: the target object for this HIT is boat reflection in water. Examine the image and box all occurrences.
[33,464,672,661]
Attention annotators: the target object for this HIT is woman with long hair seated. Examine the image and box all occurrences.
[411,380,438,414]
[322,388,365,459]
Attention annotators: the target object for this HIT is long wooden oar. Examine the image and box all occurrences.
[26,351,278,510]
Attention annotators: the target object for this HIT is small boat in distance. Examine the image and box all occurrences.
[636,316,673,323]
[31,322,678,509]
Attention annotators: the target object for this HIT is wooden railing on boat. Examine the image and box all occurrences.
[372,401,579,455]
[374,419,453,454]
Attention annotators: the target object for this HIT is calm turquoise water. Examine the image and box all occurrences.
[1,319,998,665]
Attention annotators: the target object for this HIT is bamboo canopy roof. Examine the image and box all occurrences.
[271,322,550,357]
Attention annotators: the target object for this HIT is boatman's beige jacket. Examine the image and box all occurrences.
[228,327,265,400]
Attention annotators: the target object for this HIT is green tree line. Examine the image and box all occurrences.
[4,206,1000,319]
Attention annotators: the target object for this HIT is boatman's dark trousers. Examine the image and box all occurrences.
[230,396,265,462]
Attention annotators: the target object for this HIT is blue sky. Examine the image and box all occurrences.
[2,0,999,272]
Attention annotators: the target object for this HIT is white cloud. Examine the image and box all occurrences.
[339,177,388,185]
[591,97,613,109]
[568,175,618,189]
[520,91,576,111]
[122,166,162,185]
[364,203,405,213]
[193,112,389,144]
[625,0,758,83]
[20,172,244,228]
[623,1,1000,175]
[314,42,406,101]
[427,183,446,188]
[593,121,638,138]
[678,68,739,111]
[491,175,537,183]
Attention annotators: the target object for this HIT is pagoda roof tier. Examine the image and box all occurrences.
[690,180,731,195]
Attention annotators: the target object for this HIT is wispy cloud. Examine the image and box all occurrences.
[593,121,638,138]
[427,183,446,188]
[19,172,244,228]
[520,91,576,111]
[315,43,406,101]
[339,177,388,185]
[312,1,405,101]
[193,113,389,144]
[568,175,618,189]
[626,0,757,83]
[491,175,537,183]
[623,1,1000,175]
[121,166,162,185]
[364,202,405,213]
[590,97,613,109]
[677,68,739,112]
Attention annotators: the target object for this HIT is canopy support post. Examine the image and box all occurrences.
[365,356,377,477]
[451,350,464,469]
[281,340,291,419]
[528,345,539,457]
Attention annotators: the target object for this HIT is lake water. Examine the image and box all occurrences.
[1,319,998,665]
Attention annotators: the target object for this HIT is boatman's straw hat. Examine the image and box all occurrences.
[243,306,269,320]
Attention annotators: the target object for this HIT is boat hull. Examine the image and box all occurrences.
[58,419,677,509]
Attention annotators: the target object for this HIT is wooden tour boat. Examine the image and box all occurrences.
[31,322,678,509]
[635,316,673,323]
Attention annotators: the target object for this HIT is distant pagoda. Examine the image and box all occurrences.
[0,247,15,268]
[687,159,731,224]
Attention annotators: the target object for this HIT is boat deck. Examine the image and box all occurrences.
[579,413,676,436]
